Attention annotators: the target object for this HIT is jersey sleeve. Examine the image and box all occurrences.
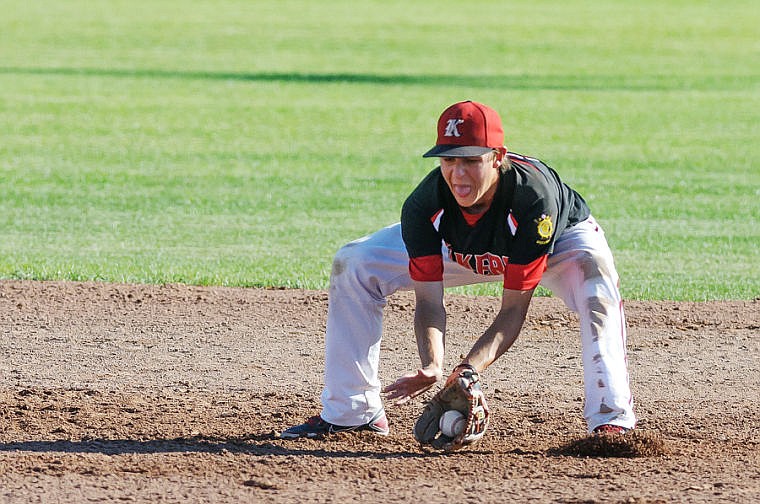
[401,171,447,282]
[408,254,444,282]
[503,192,559,290]
[503,254,547,290]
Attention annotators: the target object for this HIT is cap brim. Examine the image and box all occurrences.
[422,144,494,158]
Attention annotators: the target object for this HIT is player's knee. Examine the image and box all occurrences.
[576,251,619,297]
[331,241,369,280]
[577,250,605,281]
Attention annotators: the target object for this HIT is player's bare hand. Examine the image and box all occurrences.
[382,367,441,405]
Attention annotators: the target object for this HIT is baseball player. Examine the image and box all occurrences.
[281,100,636,439]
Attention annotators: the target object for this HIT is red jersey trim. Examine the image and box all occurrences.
[430,208,444,231]
[409,254,444,282]
[504,255,547,291]
[508,154,542,172]
[460,208,486,226]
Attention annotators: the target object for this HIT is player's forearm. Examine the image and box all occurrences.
[462,311,524,371]
[414,298,446,373]
[462,289,533,372]
[412,280,447,375]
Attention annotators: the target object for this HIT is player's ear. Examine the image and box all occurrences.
[493,147,507,166]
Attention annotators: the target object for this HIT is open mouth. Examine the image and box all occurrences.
[453,185,472,198]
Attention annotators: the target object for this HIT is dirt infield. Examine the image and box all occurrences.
[1,280,758,503]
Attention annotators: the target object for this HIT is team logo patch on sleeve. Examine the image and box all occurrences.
[535,214,553,245]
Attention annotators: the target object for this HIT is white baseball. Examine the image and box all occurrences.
[439,409,466,437]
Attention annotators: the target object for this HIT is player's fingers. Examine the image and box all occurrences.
[383,377,436,405]
[386,386,428,406]
[383,368,440,404]
[409,382,435,399]
[383,381,415,401]
[381,369,421,394]
[389,395,411,406]
[381,378,405,395]
[381,385,404,399]
[382,380,409,399]
[383,388,412,405]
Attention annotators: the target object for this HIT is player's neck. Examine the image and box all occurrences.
[460,207,486,226]
[460,202,490,215]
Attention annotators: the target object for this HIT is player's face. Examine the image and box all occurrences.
[440,152,501,213]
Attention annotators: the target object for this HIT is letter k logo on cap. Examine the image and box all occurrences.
[444,119,465,138]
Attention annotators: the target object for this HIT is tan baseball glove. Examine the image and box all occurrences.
[413,365,489,451]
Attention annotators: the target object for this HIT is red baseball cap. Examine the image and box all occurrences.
[422,101,505,158]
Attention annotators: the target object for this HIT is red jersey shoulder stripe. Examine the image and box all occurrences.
[503,254,547,291]
[409,254,444,282]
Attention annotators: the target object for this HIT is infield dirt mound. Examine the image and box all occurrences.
[1,280,758,502]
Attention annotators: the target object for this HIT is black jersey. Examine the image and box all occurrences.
[401,153,590,290]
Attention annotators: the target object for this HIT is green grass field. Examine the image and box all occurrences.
[1,0,758,300]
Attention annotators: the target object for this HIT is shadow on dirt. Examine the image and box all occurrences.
[1,433,666,459]
[0,436,431,459]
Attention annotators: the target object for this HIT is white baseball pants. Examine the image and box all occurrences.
[319,216,636,433]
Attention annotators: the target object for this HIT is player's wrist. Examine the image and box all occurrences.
[453,362,478,373]
[421,364,444,381]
